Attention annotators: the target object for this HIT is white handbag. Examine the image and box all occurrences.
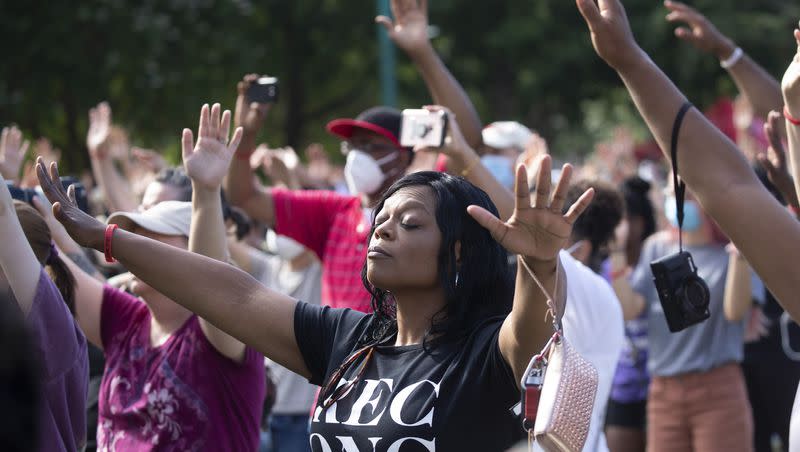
[519,259,599,452]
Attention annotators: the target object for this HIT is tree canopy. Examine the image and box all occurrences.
[2,0,799,172]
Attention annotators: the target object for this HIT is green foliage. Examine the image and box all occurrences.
[1,0,799,173]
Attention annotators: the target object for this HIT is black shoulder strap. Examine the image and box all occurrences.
[671,101,693,252]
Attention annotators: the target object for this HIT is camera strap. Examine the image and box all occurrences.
[670,101,694,252]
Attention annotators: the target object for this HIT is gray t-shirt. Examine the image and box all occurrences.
[250,248,323,415]
[630,233,745,377]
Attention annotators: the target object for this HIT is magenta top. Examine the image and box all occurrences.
[97,285,265,451]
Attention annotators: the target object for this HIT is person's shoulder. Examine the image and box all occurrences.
[462,316,506,347]
[643,230,672,253]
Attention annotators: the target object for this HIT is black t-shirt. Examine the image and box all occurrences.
[295,302,525,451]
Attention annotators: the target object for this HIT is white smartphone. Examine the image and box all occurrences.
[400,109,448,148]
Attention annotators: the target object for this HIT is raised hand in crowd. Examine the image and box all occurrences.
[31,194,104,281]
[85,102,138,212]
[183,102,248,360]
[758,111,800,212]
[577,0,800,318]
[20,138,61,188]
[518,133,549,173]
[665,0,782,119]
[469,156,594,380]
[182,103,243,192]
[234,74,271,157]
[665,0,734,59]
[250,144,302,190]
[36,156,307,374]
[86,102,113,159]
[377,0,484,148]
[0,126,29,184]
[375,0,430,56]
[131,146,168,174]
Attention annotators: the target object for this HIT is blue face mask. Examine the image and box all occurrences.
[664,197,702,232]
[480,155,515,190]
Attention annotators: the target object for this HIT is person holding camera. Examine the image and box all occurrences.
[225,0,486,314]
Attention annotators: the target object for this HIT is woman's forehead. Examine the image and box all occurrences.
[381,185,436,213]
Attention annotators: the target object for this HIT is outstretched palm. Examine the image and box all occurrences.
[468,156,594,264]
[0,126,29,181]
[182,103,243,190]
[376,0,430,53]
[87,102,112,157]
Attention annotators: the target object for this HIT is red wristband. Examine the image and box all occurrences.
[234,152,252,161]
[785,106,800,126]
[789,204,800,217]
[104,224,119,263]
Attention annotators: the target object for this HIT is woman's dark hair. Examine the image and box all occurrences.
[620,176,656,240]
[155,167,192,202]
[359,171,514,347]
[753,163,786,206]
[565,179,624,272]
[221,190,252,241]
[321,172,514,406]
[14,201,77,314]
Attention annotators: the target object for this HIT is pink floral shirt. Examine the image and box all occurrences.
[98,286,265,451]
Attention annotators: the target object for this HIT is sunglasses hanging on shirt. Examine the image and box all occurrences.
[649,102,711,333]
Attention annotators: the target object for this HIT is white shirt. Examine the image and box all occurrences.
[533,251,624,452]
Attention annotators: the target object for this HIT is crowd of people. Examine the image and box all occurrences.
[3,0,800,451]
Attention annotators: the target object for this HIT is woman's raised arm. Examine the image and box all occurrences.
[35,158,311,378]
[576,0,800,318]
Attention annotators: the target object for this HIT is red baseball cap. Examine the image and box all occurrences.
[326,106,403,147]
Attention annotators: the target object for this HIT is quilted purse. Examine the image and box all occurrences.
[519,258,599,452]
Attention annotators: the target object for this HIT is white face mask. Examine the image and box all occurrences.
[344,150,399,195]
[265,230,306,261]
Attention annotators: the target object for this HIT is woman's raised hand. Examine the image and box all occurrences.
[467,156,594,267]
[576,0,646,72]
[182,103,243,191]
[0,126,29,183]
[35,158,106,250]
[376,0,430,56]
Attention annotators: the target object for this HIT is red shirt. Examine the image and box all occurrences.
[272,188,373,312]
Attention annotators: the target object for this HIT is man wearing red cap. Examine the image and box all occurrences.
[225,0,482,313]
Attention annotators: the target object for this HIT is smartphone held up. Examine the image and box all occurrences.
[246,76,279,104]
[400,109,448,148]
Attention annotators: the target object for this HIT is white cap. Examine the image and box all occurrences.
[482,121,533,151]
[107,201,192,237]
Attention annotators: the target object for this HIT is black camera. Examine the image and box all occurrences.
[650,251,710,332]
[246,76,279,104]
